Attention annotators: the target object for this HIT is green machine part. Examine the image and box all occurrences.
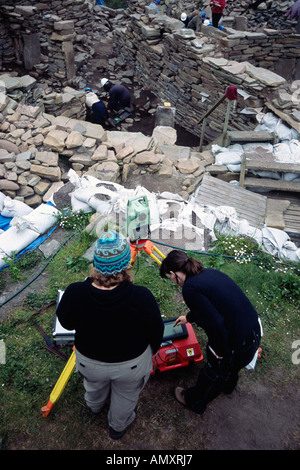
[126,195,151,241]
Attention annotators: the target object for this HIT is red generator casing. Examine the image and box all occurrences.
[151,318,203,375]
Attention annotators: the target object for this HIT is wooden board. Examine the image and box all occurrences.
[283,203,300,236]
[195,174,267,228]
[227,130,277,144]
[245,161,300,174]
[239,154,300,193]
[244,177,300,192]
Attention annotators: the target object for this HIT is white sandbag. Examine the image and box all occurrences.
[156,199,184,218]
[68,168,83,189]
[255,112,299,141]
[71,186,102,204]
[280,241,300,262]
[24,204,60,234]
[1,196,33,218]
[187,202,217,233]
[0,192,6,212]
[159,191,185,202]
[274,140,300,164]
[227,164,241,172]
[211,205,238,224]
[261,226,298,259]
[0,226,39,256]
[212,144,244,166]
[0,248,7,268]
[71,192,94,213]
[275,121,299,142]
[9,217,32,232]
[288,139,300,157]
[214,217,252,238]
[255,111,278,130]
[10,204,60,234]
[69,169,123,193]
[88,195,115,214]
[72,186,119,216]
[281,173,300,182]
[250,170,281,179]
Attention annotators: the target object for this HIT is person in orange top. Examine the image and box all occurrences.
[209,0,226,28]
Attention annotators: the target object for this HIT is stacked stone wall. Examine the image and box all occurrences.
[113,13,293,140]
[0,0,92,82]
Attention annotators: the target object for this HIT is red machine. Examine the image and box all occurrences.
[151,318,203,375]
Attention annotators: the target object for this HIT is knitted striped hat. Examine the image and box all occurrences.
[93,231,131,275]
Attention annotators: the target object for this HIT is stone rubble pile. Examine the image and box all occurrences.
[0,73,87,120]
[0,92,216,207]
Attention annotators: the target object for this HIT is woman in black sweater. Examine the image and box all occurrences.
[57,231,164,439]
[160,249,261,414]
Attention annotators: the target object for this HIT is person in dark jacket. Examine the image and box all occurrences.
[187,11,205,31]
[101,78,132,112]
[286,0,300,33]
[57,230,164,439]
[160,249,261,415]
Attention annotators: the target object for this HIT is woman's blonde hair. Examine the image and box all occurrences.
[90,266,133,288]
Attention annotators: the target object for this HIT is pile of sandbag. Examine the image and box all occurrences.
[211,112,300,183]
[64,169,300,263]
[0,192,60,269]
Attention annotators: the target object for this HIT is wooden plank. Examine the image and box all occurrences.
[283,203,300,235]
[239,153,246,188]
[245,160,300,174]
[244,177,300,192]
[195,174,267,228]
[227,130,277,144]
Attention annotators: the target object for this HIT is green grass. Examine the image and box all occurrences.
[0,230,299,449]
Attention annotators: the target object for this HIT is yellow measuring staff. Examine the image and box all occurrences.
[41,348,76,418]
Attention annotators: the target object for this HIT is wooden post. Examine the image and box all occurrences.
[199,117,207,152]
[239,153,246,188]
[221,99,232,146]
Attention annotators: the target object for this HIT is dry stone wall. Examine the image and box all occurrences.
[113,11,295,141]
[159,0,298,32]
[0,0,92,84]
